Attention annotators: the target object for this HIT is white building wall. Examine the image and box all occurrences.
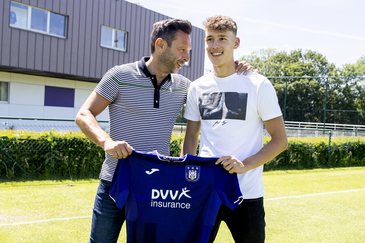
[0,71,109,131]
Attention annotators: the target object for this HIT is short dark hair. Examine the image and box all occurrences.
[203,15,237,35]
[150,19,192,53]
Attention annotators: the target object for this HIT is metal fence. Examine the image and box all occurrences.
[284,121,365,137]
[269,76,365,125]
[1,116,365,137]
[174,121,365,137]
[0,117,109,132]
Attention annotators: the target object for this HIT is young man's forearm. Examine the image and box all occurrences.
[242,135,287,171]
[181,120,201,156]
[243,116,288,171]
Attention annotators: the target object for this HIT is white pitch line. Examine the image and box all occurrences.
[1,188,364,227]
[266,188,365,201]
[0,215,90,227]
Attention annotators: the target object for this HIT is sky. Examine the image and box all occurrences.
[126,0,365,70]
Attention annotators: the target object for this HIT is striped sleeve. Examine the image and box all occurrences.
[95,65,121,102]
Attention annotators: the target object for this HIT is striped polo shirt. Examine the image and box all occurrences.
[95,57,191,181]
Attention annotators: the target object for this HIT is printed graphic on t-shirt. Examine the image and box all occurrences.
[199,92,248,120]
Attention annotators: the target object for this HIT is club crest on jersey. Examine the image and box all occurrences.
[185,166,200,182]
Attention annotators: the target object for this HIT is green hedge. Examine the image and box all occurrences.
[266,137,365,170]
[0,131,364,180]
[0,131,104,180]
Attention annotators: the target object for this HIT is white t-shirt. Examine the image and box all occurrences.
[184,72,282,199]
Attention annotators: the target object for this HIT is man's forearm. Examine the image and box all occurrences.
[76,110,110,149]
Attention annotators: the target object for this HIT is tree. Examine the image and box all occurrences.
[241,49,364,124]
[339,56,365,124]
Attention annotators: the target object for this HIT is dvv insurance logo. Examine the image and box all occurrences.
[150,187,192,209]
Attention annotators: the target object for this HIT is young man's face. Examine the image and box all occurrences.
[205,29,239,67]
[160,30,192,73]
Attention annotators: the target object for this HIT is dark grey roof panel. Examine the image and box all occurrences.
[0,0,205,82]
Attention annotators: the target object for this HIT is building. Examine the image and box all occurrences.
[0,0,205,131]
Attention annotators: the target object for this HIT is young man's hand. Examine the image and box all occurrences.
[216,155,247,174]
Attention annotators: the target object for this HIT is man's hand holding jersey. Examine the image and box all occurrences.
[103,138,133,159]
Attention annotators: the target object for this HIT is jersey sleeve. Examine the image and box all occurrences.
[109,160,130,209]
[257,78,282,121]
[95,65,120,102]
[215,170,243,210]
[202,192,224,225]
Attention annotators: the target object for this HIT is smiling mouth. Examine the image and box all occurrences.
[211,52,223,56]
[176,61,185,69]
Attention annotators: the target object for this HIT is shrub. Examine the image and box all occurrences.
[1,131,364,180]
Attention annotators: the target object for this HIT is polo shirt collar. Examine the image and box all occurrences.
[137,57,172,109]
[137,57,172,82]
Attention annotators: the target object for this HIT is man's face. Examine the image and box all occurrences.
[205,29,238,67]
[160,30,192,73]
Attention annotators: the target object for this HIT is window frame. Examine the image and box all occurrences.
[9,1,67,38]
[100,25,128,52]
[0,81,10,103]
[44,86,75,108]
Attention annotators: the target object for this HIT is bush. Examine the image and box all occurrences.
[1,131,364,180]
[267,137,365,170]
[0,131,104,180]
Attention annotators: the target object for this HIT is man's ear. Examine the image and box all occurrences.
[234,37,240,49]
[155,38,167,52]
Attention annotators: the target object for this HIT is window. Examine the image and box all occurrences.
[50,12,66,37]
[0,82,9,102]
[9,2,27,28]
[10,1,67,38]
[30,7,47,32]
[101,25,127,51]
[44,86,74,107]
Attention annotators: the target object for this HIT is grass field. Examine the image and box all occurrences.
[0,167,364,242]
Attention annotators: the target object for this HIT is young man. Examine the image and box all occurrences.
[76,18,252,243]
[182,15,288,243]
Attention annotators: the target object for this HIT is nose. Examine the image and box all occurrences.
[211,39,219,48]
[182,51,190,63]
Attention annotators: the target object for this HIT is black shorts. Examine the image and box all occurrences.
[209,197,265,243]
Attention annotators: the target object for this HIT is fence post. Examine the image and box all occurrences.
[284,79,287,120]
[322,77,328,135]
[328,130,332,165]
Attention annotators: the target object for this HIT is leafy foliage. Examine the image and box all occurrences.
[0,131,104,180]
[1,132,364,180]
[266,137,365,170]
[241,49,365,124]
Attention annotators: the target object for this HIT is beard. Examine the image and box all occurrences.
[159,50,180,73]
